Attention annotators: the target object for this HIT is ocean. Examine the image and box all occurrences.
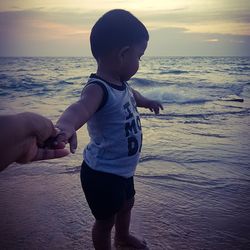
[0,56,250,250]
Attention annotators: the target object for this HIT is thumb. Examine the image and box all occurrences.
[34,148,69,161]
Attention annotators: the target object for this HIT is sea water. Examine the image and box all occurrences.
[0,57,250,249]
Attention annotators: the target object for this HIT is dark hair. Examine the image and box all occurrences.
[90,9,149,60]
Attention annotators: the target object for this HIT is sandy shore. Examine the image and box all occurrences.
[1,161,249,250]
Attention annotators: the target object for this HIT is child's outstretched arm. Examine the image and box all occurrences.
[56,84,103,153]
[131,88,163,114]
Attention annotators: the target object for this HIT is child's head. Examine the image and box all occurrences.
[90,10,149,80]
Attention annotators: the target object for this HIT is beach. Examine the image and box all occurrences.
[1,158,249,249]
[0,56,250,249]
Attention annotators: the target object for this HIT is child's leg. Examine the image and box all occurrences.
[115,197,147,249]
[92,216,115,250]
[115,197,134,239]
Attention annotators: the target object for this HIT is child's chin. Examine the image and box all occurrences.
[121,75,132,82]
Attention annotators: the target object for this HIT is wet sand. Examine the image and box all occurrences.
[1,160,249,250]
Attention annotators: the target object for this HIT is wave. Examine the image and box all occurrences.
[190,132,228,138]
[135,173,250,190]
[66,76,83,81]
[139,155,165,163]
[0,79,45,91]
[140,109,249,119]
[60,166,81,175]
[16,68,30,72]
[131,79,246,105]
[219,95,244,102]
[141,87,212,104]
[130,77,157,87]
[159,69,189,75]
[58,80,74,85]
[138,155,222,164]
[136,173,216,186]
[0,75,78,91]
[0,74,8,80]
[232,66,250,72]
[131,77,247,96]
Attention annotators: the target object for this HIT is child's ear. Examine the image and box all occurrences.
[118,46,130,62]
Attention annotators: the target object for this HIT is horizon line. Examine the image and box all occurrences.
[1,55,250,58]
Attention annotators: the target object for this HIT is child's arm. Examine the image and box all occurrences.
[56,84,103,152]
[131,88,164,114]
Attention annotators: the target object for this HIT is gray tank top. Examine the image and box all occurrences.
[83,74,142,178]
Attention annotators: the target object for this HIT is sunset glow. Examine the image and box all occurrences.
[0,0,249,56]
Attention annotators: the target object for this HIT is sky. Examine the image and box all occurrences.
[0,0,250,56]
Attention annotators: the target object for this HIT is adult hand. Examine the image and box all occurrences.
[0,112,69,172]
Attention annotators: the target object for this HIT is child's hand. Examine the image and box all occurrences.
[53,125,78,154]
[146,100,164,114]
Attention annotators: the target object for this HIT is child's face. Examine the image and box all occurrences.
[120,39,147,81]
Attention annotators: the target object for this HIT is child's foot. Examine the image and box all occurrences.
[114,234,148,249]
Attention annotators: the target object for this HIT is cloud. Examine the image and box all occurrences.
[0,9,94,41]
[206,39,219,43]
[146,27,250,56]
[0,9,93,56]
[137,8,250,35]
[0,8,100,28]
[0,8,250,56]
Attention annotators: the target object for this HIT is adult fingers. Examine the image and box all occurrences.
[17,136,69,164]
[42,129,65,149]
[34,148,69,161]
[53,141,66,149]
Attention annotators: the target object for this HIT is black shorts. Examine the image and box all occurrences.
[80,161,135,220]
